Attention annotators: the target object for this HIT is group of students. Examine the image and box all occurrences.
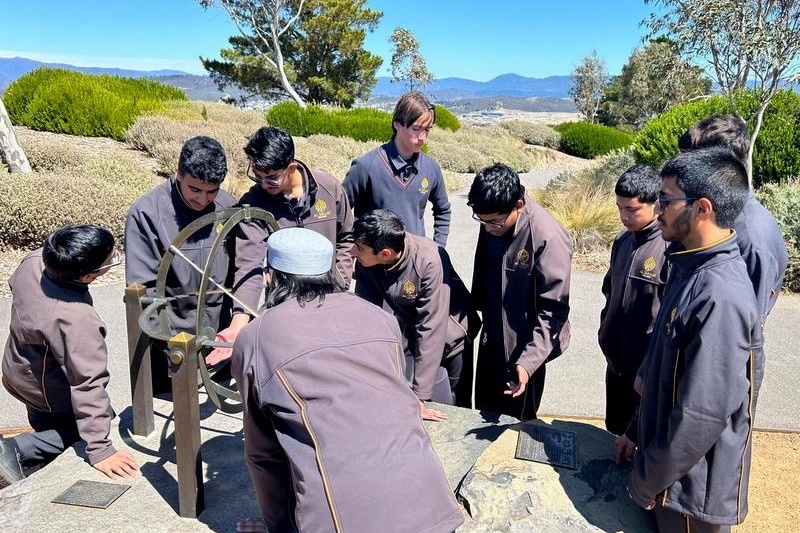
[0,89,786,532]
[598,115,788,533]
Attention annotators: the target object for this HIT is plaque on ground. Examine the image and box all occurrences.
[515,423,577,469]
[51,480,131,509]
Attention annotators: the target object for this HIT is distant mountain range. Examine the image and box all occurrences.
[0,56,576,113]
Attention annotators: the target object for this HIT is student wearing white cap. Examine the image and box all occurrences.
[230,227,463,533]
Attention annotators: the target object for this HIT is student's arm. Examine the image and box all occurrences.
[428,166,451,247]
[333,181,355,288]
[123,203,163,292]
[411,258,450,402]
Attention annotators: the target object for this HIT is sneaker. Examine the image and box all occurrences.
[0,436,26,488]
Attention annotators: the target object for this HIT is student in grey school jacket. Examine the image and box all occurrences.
[231,228,463,533]
[468,163,572,421]
[1,225,138,486]
[350,209,480,415]
[621,148,760,532]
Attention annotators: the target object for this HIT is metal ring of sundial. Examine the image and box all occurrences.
[147,205,279,413]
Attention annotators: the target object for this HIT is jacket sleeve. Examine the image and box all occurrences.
[627,294,754,506]
[231,328,294,531]
[410,258,450,400]
[124,203,162,294]
[342,159,367,211]
[232,218,268,316]
[55,312,116,465]
[429,167,451,247]
[471,229,488,312]
[333,182,355,289]
[597,238,618,357]
[515,222,572,377]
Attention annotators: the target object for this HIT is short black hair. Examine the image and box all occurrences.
[178,136,228,184]
[661,146,749,228]
[467,162,525,215]
[352,209,406,253]
[42,224,115,281]
[244,126,295,171]
[677,115,750,165]
[615,164,660,204]
[265,268,339,309]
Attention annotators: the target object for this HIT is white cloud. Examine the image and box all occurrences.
[0,49,205,74]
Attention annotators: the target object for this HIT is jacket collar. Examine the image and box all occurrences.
[668,230,740,275]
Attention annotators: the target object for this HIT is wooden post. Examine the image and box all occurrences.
[124,284,154,436]
[168,332,204,518]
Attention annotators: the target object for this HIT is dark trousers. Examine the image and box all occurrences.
[13,408,80,470]
[654,504,731,533]
[474,339,546,420]
[605,366,640,435]
[150,339,173,396]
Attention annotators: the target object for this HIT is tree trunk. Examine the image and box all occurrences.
[0,97,32,173]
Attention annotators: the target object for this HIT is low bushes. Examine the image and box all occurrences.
[0,147,157,249]
[553,121,634,159]
[265,102,461,142]
[499,120,561,149]
[633,89,800,186]
[757,180,800,292]
[3,68,186,141]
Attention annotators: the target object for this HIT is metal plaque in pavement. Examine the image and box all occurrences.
[515,423,577,470]
[51,480,131,509]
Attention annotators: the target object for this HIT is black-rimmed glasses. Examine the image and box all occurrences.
[657,195,698,208]
[92,250,123,272]
[471,212,510,228]
[246,163,284,185]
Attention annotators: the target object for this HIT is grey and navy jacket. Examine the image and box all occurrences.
[2,251,117,465]
[598,220,668,376]
[628,233,760,525]
[471,200,572,378]
[231,292,464,533]
[343,140,452,246]
[124,178,236,333]
[734,193,788,324]
[233,161,354,314]
[354,233,480,399]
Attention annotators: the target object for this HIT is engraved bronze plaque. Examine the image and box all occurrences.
[51,480,131,509]
[515,423,577,470]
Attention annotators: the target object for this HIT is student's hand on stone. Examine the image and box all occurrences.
[420,400,448,422]
[613,435,636,465]
[94,450,139,479]
[236,517,266,533]
[504,365,529,398]
[633,375,644,395]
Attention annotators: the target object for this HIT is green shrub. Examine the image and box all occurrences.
[553,121,635,159]
[266,102,393,142]
[434,104,460,132]
[633,89,800,186]
[757,180,800,292]
[499,121,561,149]
[3,68,186,140]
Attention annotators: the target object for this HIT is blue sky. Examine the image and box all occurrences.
[0,0,661,80]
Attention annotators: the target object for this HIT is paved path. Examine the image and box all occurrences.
[1,170,797,431]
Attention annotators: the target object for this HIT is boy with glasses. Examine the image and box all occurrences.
[598,165,668,436]
[343,91,452,247]
[125,136,235,394]
[208,126,354,362]
[1,225,139,487]
[467,162,572,420]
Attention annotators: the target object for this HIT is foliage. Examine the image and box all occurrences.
[265,101,392,141]
[389,27,433,91]
[199,0,382,108]
[633,89,800,187]
[644,0,800,182]
[569,50,608,123]
[0,147,157,248]
[534,148,637,252]
[499,120,561,149]
[434,104,460,132]
[757,180,800,292]
[553,121,634,159]
[3,68,185,140]
[598,39,711,129]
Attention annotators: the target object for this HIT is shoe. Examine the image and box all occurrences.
[0,436,26,488]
